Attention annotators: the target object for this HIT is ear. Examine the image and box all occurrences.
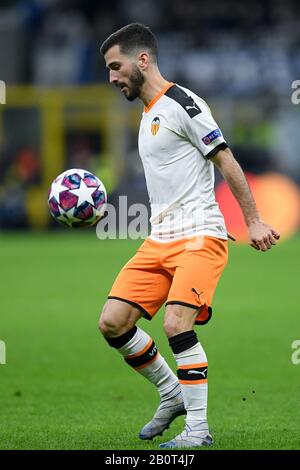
[137,51,149,71]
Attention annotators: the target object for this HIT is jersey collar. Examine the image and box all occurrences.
[144,82,174,113]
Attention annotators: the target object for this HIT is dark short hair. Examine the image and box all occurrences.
[100,23,158,61]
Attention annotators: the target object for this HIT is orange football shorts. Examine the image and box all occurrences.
[108,235,228,325]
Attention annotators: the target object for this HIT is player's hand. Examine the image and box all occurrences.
[248,220,280,251]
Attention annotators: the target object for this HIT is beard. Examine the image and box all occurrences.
[122,65,145,101]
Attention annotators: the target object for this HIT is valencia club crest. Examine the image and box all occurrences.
[151,117,160,136]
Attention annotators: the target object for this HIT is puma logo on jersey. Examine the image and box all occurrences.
[165,85,202,117]
[186,103,199,111]
[151,117,160,135]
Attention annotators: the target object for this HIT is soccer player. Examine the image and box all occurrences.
[98,23,280,448]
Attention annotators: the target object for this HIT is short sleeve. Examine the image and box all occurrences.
[179,97,228,159]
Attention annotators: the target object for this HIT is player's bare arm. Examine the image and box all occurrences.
[212,147,280,251]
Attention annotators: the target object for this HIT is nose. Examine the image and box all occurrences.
[109,70,118,85]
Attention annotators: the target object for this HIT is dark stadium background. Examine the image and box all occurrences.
[0,0,299,451]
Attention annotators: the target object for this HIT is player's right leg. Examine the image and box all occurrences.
[98,239,186,439]
[98,299,185,439]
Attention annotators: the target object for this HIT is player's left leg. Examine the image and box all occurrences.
[159,304,212,449]
[159,236,228,448]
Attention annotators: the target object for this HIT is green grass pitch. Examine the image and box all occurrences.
[0,232,299,450]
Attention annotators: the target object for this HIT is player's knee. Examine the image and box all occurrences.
[99,316,120,337]
[163,305,183,337]
[163,304,197,337]
[98,300,136,337]
[98,314,111,336]
[98,303,119,336]
[163,320,182,338]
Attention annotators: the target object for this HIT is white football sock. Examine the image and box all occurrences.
[118,326,180,400]
[174,342,208,430]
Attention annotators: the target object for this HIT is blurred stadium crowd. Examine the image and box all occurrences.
[1,0,300,95]
[0,0,299,230]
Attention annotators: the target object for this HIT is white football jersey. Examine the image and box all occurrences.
[138,82,228,242]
